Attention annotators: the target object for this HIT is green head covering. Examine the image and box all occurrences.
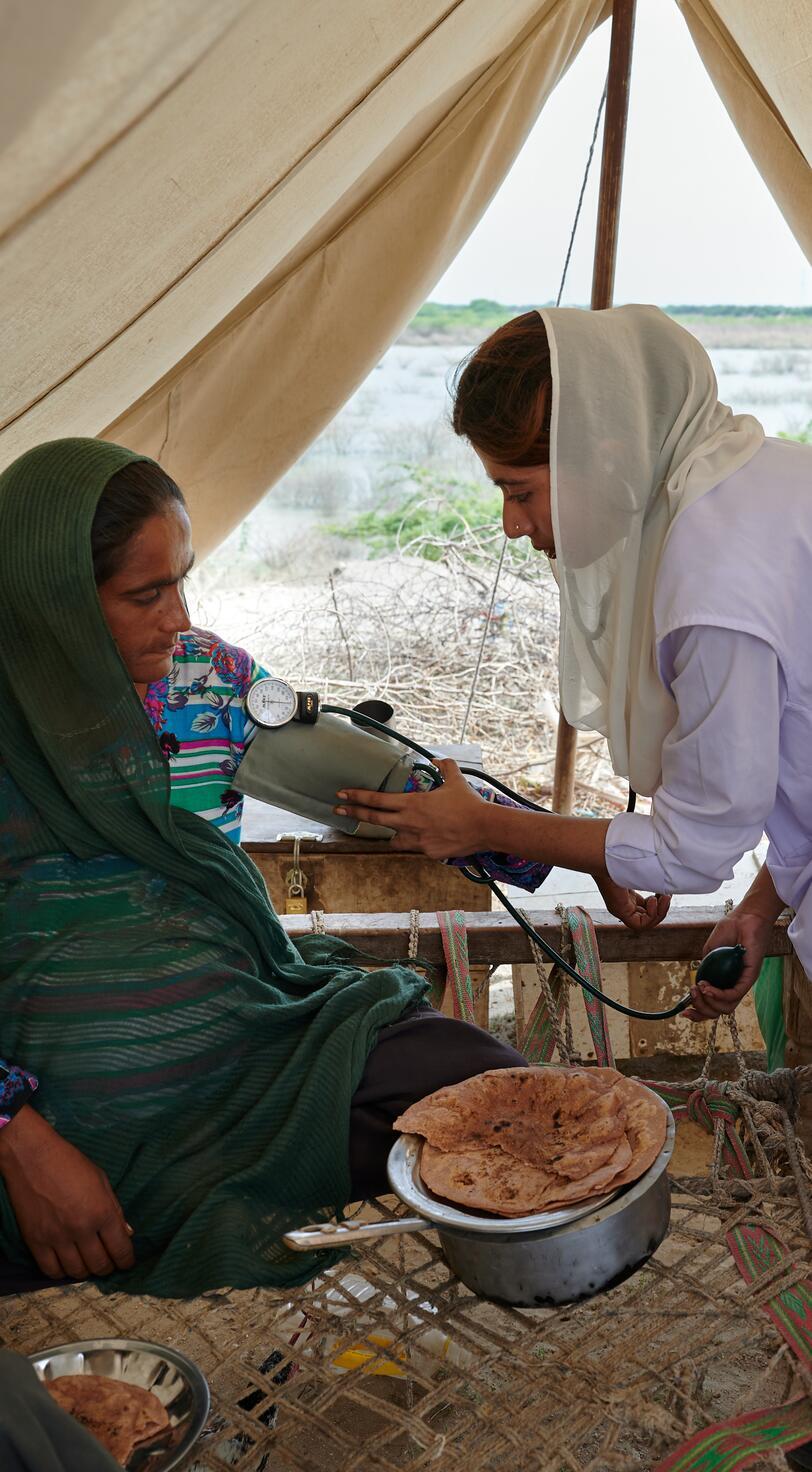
[0,439,176,852]
[0,438,425,1296]
[0,436,307,941]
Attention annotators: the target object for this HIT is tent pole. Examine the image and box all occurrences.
[552,0,638,815]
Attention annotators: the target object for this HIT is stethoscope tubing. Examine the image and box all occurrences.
[322,704,693,1021]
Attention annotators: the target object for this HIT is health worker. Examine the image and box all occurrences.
[335,306,812,1073]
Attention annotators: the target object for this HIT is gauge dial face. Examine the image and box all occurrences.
[246,676,298,728]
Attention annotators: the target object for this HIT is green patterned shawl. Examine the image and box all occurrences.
[0,439,425,1296]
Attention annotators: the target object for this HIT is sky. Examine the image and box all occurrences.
[432,0,812,308]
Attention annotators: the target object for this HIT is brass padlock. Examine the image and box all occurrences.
[285,837,308,914]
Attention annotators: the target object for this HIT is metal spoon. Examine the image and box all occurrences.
[284,1216,430,1250]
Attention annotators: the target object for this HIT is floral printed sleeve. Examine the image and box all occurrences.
[0,1061,38,1130]
[404,769,552,893]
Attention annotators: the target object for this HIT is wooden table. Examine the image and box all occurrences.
[277,907,789,1063]
[241,778,493,1025]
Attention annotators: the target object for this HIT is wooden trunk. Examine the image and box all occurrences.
[242,798,492,1028]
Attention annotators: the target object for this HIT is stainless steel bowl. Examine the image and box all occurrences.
[29,1339,210,1470]
[390,1108,676,1306]
[387,1134,622,1233]
[286,1097,676,1307]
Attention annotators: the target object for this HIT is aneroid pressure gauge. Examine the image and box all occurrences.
[246,677,320,728]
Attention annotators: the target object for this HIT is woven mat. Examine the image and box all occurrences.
[1,1173,809,1472]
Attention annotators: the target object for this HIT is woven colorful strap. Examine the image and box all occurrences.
[563,906,614,1067]
[650,1125,812,1467]
[435,910,476,1024]
[521,964,568,1064]
[727,1222,812,1366]
[520,905,614,1067]
[654,1397,812,1471]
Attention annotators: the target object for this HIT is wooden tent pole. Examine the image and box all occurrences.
[590,0,638,312]
[552,0,638,814]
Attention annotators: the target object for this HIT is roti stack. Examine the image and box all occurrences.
[394,1067,667,1218]
[46,1374,169,1464]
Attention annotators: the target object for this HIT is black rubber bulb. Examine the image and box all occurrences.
[695,944,746,990]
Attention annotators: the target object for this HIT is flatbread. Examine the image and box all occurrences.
[598,1076,669,1191]
[419,1141,558,1216]
[395,1067,627,1172]
[420,1132,634,1217]
[532,1135,634,1212]
[46,1374,169,1464]
[398,1067,668,1219]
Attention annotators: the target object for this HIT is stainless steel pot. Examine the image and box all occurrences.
[285,1106,675,1307]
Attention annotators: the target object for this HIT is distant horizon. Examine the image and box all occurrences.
[424,300,812,314]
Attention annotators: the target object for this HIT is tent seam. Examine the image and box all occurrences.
[0,6,253,250]
[1,0,482,431]
[104,0,603,441]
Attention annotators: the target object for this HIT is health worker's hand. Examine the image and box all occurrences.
[596,875,671,932]
[0,1106,135,1280]
[336,760,487,859]
[684,907,773,1022]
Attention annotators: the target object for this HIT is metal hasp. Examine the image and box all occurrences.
[553,0,638,815]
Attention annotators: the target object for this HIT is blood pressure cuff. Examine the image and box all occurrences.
[232,712,418,837]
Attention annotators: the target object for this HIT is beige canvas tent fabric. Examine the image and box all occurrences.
[679,1,812,260]
[1,0,810,552]
[1,0,609,550]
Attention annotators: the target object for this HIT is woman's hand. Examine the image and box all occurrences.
[336,760,487,859]
[0,1106,135,1279]
[596,875,671,932]
[684,907,775,1022]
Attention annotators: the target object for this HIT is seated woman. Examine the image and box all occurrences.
[0,438,531,1298]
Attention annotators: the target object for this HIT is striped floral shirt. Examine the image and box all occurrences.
[143,627,267,844]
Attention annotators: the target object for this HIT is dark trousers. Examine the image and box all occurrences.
[349,1005,525,1198]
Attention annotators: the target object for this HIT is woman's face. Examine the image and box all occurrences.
[97,503,193,690]
[476,450,555,556]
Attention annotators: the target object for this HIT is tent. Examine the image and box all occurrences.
[1,0,810,556]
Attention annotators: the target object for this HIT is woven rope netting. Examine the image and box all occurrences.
[2,1059,812,1471]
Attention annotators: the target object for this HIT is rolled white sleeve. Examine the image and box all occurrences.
[605,625,783,894]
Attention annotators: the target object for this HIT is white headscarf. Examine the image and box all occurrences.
[538,305,764,796]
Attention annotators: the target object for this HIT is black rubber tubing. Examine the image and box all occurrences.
[322,704,736,1022]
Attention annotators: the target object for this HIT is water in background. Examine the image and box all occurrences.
[347,342,812,439]
[195,340,812,580]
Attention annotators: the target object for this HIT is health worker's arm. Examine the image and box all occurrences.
[604,624,783,895]
[336,759,618,871]
[688,863,786,1020]
[336,625,782,894]
[479,625,782,889]
[336,764,666,929]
